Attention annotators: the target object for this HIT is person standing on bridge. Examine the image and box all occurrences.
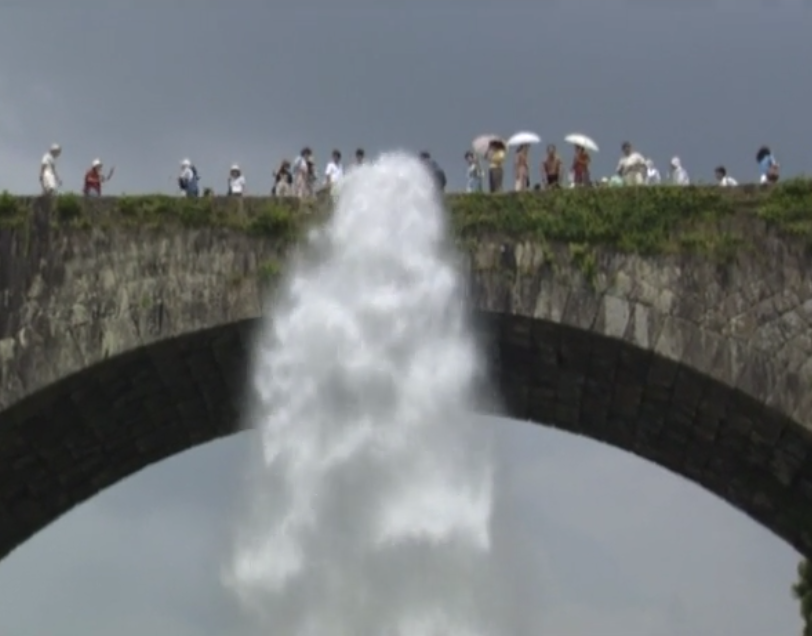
[486,139,506,192]
[514,144,530,191]
[292,147,312,197]
[715,165,738,186]
[272,160,293,196]
[757,145,780,184]
[616,141,646,185]
[464,150,483,192]
[542,144,562,188]
[644,158,661,184]
[40,143,62,195]
[570,144,591,187]
[83,158,114,196]
[324,150,344,191]
[419,151,447,192]
[668,156,690,185]
[227,164,246,196]
[178,159,200,197]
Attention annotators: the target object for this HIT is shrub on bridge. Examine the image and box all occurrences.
[116,195,231,226]
[55,193,84,222]
[1,181,812,256]
[0,191,21,221]
[756,178,812,243]
[448,186,741,254]
[450,179,812,256]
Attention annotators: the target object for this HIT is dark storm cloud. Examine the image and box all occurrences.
[0,2,808,634]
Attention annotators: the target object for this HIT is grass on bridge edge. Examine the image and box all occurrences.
[1,179,812,259]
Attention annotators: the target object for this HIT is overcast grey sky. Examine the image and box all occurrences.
[0,2,810,635]
[0,423,802,636]
[0,1,811,194]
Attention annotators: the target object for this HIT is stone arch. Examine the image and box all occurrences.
[2,312,812,562]
[0,320,255,561]
[485,310,812,556]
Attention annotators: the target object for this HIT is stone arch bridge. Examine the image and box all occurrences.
[2,193,812,561]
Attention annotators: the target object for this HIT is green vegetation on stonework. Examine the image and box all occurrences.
[257,259,282,282]
[450,178,812,257]
[0,192,322,237]
[0,191,20,220]
[794,559,812,636]
[0,179,812,257]
[756,178,812,240]
[112,194,317,238]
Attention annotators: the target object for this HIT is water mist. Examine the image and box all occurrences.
[225,153,513,636]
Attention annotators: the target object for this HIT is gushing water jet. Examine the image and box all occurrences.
[225,153,512,636]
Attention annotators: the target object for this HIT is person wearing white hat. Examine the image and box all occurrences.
[644,158,661,184]
[178,158,200,197]
[83,158,115,196]
[669,156,690,185]
[227,164,246,196]
[40,143,62,194]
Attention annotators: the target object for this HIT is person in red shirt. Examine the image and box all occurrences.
[571,145,591,186]
[83,158,114,196]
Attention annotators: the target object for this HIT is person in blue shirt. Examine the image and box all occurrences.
[464,151,483,192]
[756,146,780,184]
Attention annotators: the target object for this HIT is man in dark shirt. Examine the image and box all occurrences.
[419,151,446,192]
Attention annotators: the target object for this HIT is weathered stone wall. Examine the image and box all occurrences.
[3,196,812,560]
[0,222,276,408]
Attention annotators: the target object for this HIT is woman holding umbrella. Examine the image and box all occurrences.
[565,133,598,187]
[471,135,507,193]
[507,131,540,191]
[571,146,591,186]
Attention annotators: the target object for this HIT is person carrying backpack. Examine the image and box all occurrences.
[178,159,200,197]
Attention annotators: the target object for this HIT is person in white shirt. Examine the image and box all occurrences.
[40,143,62,194]
[292,147,312,197]
[324,149,343,190]
[644,158,661,184]
[227,164,246,196]
[616,141,646,185]
[178,159,200,197]
[669,156,690,185]
[715,165,738,186]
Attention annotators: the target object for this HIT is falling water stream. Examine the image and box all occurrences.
[225,153,512,636]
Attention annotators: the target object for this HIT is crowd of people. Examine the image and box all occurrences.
[35,139,783,198]
[462,138,781,193]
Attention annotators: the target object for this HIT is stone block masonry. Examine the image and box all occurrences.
[2,186,812,560]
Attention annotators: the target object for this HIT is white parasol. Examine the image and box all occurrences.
[564,133,599,152]
[507,131,541,147]
[472,134,505,156]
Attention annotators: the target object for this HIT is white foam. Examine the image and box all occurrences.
[225,152,507,636]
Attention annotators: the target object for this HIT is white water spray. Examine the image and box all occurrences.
[226,153,510,636]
